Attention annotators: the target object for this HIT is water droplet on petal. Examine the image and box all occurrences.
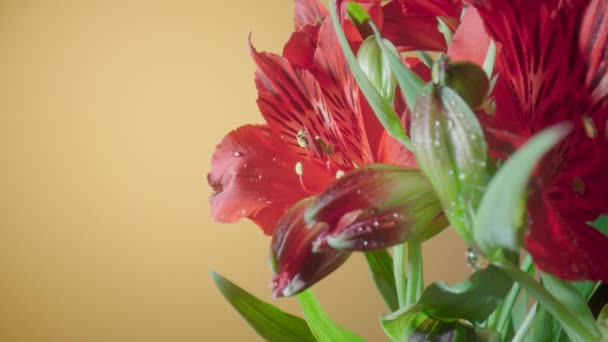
[233,151,242,157]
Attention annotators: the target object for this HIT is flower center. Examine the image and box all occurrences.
[571,176,586,195]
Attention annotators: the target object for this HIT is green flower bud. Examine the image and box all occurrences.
[410,83,490,244]
[357,35,399,103]
[433,56,490,109]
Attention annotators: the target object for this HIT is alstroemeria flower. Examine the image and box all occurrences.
[208,0,457,295]
[450,0,608,281]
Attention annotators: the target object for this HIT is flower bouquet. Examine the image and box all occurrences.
[208,0,608,340]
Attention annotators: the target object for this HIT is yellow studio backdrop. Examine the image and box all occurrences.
[0,1,468,341]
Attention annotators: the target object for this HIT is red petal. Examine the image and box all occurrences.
[447,7,491,66]
[294,0,328,30]
[580,0,608,102]
[313,19,375,166]
[283,25,319,70]
[472,0,590,126]
[381,0,460,52]
[208,125,334,235]
[270,198,350,297]
[525,189,608,281]
[376,129,418,167]
[547,130,608,222]
[250,40,354,169]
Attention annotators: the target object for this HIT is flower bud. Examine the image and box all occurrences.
[444,62,489,109]
[305,164,446,251]
[357,35,399,102]
[433,57,489,109]
[410,83,489,244]
[270,198,350,297]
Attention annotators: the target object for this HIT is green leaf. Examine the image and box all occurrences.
[597,304,608,337]
[540,272,600,340]
[482,40,497,79]
[331,0,412,150]
[416,265,512,323]
[528,305,563,342]
[368,20,424,113]
[590,215,608,236]
[381,305,496,342]
[474,123,571,260]
[364,250,399,311]
[437,17,453,46]
[296,290,365,342]
[211,272,316,342]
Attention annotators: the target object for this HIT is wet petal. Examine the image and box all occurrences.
[270,198,350,297]
[208,125,334,235]
[250,40,354,169]
[306,164,445,251]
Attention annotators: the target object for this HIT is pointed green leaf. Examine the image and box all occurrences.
[597,304,608,337]
[381,305,497,342]
[331,0,412,150]
[590,215,608,236]
[482,40,497,79]
[416,265,512,323]
[211,272,316,342]
[297,290,365,342]
[540,272,600,340]
[365,250,399,311]
[474,123,571,260]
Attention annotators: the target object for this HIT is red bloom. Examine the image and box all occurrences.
[208,0,457,295]
[451,0,608,281]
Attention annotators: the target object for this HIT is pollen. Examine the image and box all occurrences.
[571,176,586,195]
[581,115,597,139]
[295,161,303,176]
[296,129,308,148]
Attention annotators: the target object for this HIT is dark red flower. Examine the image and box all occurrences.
[450,0,608,281]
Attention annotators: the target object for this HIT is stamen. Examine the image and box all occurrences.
[296,129,308,148]
[581,115,597,139]
[294,161,315,195]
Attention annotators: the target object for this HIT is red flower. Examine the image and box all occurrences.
[450,0,608,281]
[208,0,457,295]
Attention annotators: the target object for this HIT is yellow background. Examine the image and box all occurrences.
[0,1,468,340]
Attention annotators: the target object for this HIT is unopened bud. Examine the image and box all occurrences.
[410,83,489,244]
[270,198,350,297]
[433,56,489,109]
[305,164,446,251]
[357,36,399,102]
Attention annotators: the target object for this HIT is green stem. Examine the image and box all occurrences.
[496,260,598,342]
[495,255,534,336]
[511,302,537,342]
[393,244,407,308]
[405,239,423,306]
